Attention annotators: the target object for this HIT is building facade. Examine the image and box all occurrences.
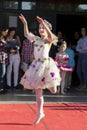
[0,0,87,40]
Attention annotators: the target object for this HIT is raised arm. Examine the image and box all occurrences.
[19,14,29,38]
[36,16,54,44]
[19,14,35,43]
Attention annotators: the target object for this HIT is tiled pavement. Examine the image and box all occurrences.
[0,87,87,104]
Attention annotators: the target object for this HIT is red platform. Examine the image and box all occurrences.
[0,103,87,130]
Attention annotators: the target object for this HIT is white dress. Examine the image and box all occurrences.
[20,36,61,90]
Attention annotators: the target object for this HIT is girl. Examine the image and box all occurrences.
[55,41,69,94]
[19,14,61,124]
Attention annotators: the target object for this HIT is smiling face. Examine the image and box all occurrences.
[60,42,67,52]
[39,24,48,39]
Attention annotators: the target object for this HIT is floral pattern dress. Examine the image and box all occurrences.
[20,37,61,90]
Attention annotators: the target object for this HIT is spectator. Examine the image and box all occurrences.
[0,27,8,94]
[6,27,21,89]
[55,41,69,94]
[21,38,34,72]
[65,43,75,92]
[76,27,87,89]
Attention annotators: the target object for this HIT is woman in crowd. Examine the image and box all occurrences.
[0,27,8,94]
[6,27,21,89]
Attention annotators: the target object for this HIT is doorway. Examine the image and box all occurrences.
[56,14,87,40]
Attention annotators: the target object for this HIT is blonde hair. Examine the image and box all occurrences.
[61,40,67,46]
[44,19,52,30]
[52,33,58,46]
[60,41,67,49]
[44,19,58,46]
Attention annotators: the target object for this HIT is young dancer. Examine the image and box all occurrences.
[19,14,61,124]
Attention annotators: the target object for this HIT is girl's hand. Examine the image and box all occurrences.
[36,16,44,24]
[10,48,17,53]
[19,14,27,25]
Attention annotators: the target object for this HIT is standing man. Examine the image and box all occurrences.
[76,27,87,89]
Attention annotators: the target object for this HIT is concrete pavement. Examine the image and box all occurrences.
[0,87,87,104]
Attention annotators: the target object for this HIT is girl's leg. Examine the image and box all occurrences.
[7,58,13,87]
[48,86,57,94]
[34,88,45,125]
[60,71,66,94]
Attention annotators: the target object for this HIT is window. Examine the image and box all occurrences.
[22,1,36,10]
[3,1,18,9]
[56,0,87,12]
[75,4,87,12]
[38,0,55,10]
[56,4,72,12]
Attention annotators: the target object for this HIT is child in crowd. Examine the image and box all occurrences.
[55,41,69,94]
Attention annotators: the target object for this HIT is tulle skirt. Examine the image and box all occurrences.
[20,58,61,90]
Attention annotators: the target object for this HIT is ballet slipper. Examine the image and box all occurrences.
[34,113,45,125]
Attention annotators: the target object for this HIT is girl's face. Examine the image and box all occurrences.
[60,43,67,52]
[39,24,47,38]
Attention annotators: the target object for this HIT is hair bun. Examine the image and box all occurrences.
[44,19,52,30]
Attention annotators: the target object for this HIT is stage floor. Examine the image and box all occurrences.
[0,103,87,130]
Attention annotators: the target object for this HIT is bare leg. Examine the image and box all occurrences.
[48,86,57,94]
[34,88,45,125]
[60,71,66,94]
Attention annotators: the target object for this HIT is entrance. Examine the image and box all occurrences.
[56,14,87,40]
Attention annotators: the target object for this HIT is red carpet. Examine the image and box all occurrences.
[0,103,87,130]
